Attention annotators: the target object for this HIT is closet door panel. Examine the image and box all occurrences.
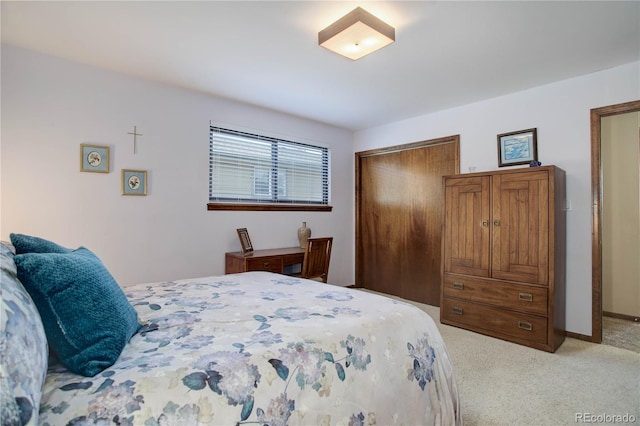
[356,138,459,305]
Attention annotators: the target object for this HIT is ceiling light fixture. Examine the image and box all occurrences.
[318,7,395,61]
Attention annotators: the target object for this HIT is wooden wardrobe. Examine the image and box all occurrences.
[440,166,566,352]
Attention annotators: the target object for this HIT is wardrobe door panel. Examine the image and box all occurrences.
[443,176,490,277]
[492,171,549,285]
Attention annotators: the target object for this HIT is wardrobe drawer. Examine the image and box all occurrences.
[246,256,283,273]
[442,298,548,344]
[443,274,548,315]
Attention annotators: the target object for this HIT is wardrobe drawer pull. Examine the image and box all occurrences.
[453,282,465,290]
[518,292,533,302]
[452,307,463,315]
[263,262,270,268]
[518,321,533,331]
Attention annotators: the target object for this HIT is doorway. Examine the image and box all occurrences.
[591,100,640,344]
[355,135,459,306]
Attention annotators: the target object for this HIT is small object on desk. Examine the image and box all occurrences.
[236,228,253,253]
[529,160,542,167]
[297,221,311,249]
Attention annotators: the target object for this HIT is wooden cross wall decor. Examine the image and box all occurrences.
[128,126,143,154]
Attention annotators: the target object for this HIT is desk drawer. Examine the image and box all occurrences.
[443,274,547,315]
[442,298,548,344]
[246,256,283,273]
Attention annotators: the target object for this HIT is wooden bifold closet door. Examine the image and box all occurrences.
[355,136,459,306]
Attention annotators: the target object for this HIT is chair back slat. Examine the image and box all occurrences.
[301,237,333,283]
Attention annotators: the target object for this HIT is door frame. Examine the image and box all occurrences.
[590,99,640,343]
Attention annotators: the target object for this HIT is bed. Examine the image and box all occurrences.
[1,236,460,425]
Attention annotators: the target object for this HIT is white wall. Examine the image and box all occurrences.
[1,45,355,287]
[4,44,639,337]
[353,61,640,336]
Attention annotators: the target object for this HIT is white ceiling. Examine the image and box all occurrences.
[2,1,639,131]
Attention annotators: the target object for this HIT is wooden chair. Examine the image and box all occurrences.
[301,237,333,283]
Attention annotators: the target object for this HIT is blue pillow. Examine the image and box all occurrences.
[14,247,141,377]
[10,233,71,255]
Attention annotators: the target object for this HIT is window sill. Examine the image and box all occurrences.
[207,203,333,212]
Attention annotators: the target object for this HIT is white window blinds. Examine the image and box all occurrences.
[209,126,330,205]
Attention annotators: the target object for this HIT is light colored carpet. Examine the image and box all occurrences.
[603,316,640,353]
[362,290,640,425]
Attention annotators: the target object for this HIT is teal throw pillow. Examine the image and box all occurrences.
[10,233,71,255]
[14,247,141,377]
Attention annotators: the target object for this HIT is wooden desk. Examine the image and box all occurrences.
[225,247,305,275]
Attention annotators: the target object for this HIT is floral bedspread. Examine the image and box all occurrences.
[39,272,460,425]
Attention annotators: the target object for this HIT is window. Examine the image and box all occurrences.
[208,126,331,211]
